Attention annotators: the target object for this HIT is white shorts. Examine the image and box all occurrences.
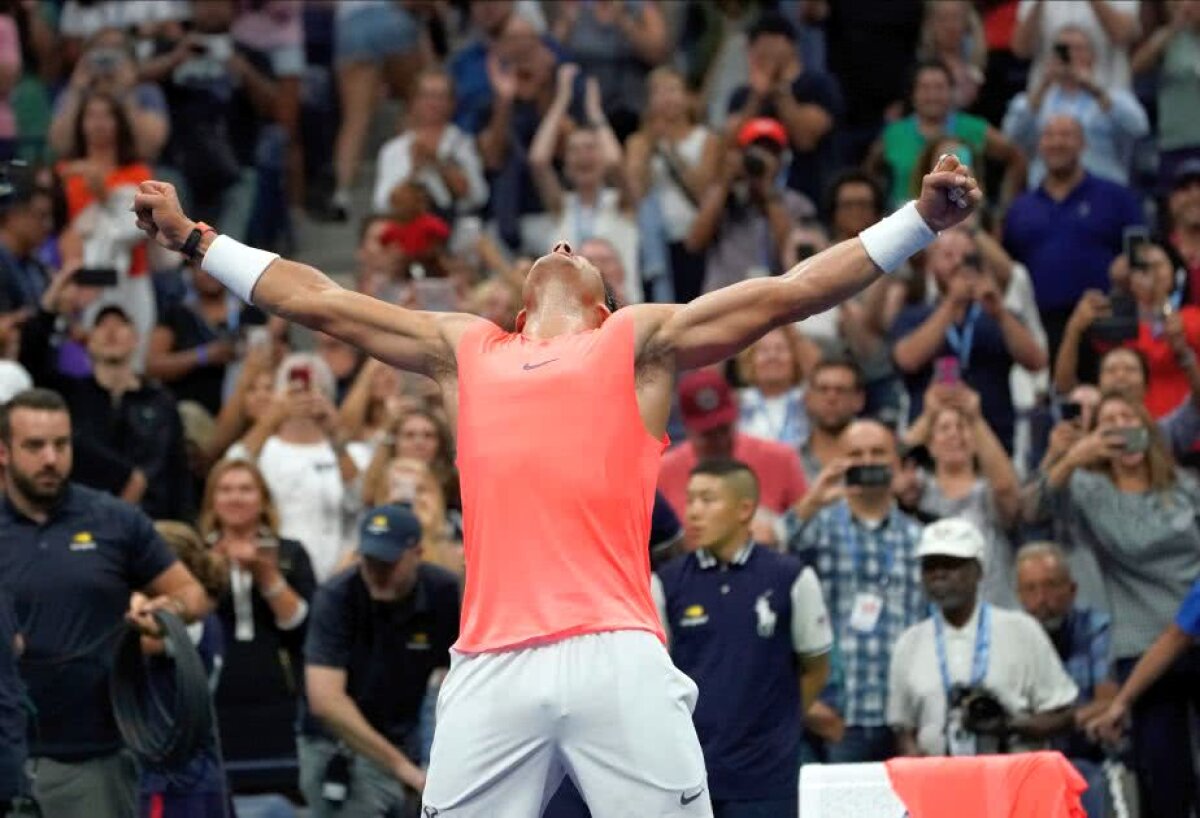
[421,629,713,818]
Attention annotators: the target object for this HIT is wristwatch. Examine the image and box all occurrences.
[181,222,215,261]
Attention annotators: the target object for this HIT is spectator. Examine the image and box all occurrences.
[325,0,424,221]
[549,0,670,137]
[0,165,54,315]
[138,520,229,818]
[208,342,280,461]
[1015,542,1117,818]
[48,29,170,163]
[901,384,1021,607]
[336,357,409,467]
[1166,160,1200,310]
[199,458,316,790]
[57,89,156,362]
[916,0,987,111]
[735,325,818,451]
[1002,24,1148,187]
[685,117,815,293]
[1085,574,1200,799]
[466,276,520,332]
[658,370,807,540]
[301,504,460,816]
[0,388,207,818]
[363,407,460,519]
[468,14,572,254]
[867,59,1025,210]
[147,266,270,416]
[529,65,637,287]
[796,358,867,482]
[652,458,832,818]
[623,66,719,304]
[140,1,278,237]
[891,227,1048,453]
[1012,0,1140,92]
[231,0,307,207]
[230,353,358,583]
[785,419,926,763]
[1003,118,1144,364]
[314,331,365,404]
[376,457,464,581]
[448,1,520,129]
[888,518,1078,757]
[1029,391,1200,818]
[372,68,489,226]
[725,11,844,204]
[1133,0,1200,192]
[1056,238,1200,419]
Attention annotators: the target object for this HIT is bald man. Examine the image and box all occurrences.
[1003,113,1145,358]
[785,419,927,763]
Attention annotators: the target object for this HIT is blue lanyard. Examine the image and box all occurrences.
[933,602,991,696]
[945,302,981,370]
[837,501,894,589]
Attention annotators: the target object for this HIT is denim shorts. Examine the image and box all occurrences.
[335,4,419,65]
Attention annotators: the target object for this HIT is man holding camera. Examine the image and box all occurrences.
[301,503,460,817]
[892,226,1047,453]
[684,117,814,293]
[785,419,926,763]
[889,518,1078,758]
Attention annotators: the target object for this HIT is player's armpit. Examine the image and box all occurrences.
[253,259,481,376]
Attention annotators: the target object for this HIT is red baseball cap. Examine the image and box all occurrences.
[678,370,738,434]
[736,117,788,150]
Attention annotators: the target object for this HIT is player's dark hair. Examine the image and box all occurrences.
[0,388,68,443]
[602,278,620,313]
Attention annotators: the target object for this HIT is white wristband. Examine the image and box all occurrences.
[858,201,937,274]
[200,234,280,303]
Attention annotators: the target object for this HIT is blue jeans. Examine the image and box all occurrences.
[1069,758,1109,818]
[825,725,895,764]
[713,795,797,818]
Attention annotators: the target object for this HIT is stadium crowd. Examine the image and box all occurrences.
[0,0,1198,817]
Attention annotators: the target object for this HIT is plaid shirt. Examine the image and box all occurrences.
[785,500,925,727]
[1050,606,1112,704]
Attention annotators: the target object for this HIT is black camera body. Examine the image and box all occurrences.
[743,146,773,179]
[948,684,1011,753]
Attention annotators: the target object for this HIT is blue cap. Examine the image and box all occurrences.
[358,504,422,562]
[1172,158,1200,190]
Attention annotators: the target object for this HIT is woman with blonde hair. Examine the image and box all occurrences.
[917,0,986,110]
[735,325,820,450]
[199,459,316,789]
[1029,391,1200,817]
[368,406,460,514]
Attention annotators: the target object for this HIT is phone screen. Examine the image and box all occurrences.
[1059,401,1083,423]
[935,356,961,385]
[288,365,312,390]
[1124,226,1150,267]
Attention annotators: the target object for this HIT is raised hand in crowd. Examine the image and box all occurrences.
[791,458,850,523]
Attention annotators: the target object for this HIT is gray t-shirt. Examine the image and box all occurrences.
[1037,469,1200,659]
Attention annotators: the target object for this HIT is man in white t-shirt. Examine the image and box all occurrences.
[888,518,1078,757]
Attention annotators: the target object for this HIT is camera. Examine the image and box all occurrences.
[844,464,892,488]
[743,146,773,179]
[949,684,1010,744]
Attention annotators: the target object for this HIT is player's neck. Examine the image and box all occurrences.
[520,295,595,338]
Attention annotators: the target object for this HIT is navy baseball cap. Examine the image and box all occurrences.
[358,504,422,562]
[1172,158,1200,191]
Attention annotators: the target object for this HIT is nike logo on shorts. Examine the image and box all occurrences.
[523,358,559,371]
[680,788,704,805]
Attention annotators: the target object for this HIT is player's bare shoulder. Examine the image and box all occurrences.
[627,303,682,372]
[425,311,488,376]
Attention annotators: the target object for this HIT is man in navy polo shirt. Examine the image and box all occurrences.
[1003,114,1145,357]
[653,459,832,818]
[301,503,460,818]
[0,388,208,818]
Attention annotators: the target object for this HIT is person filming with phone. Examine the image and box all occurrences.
[784,419,927,763]
[1028,391,1200,818]
[891,226,1048,453]
[1055,234,1200,420]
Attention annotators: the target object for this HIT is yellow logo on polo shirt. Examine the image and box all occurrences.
[69,531,96,551]
[406,632,431,650]
[680,604,708,628]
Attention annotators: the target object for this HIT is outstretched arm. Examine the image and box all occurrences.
[636,155,982,370]
[132,181,479,377]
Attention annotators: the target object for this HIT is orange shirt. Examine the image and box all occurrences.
[886,753,1086,818]
[453,310,667,653]
[59,162,152,277]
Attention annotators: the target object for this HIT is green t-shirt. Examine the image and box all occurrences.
[1159,30,1200,151]
[882,113,988,207]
